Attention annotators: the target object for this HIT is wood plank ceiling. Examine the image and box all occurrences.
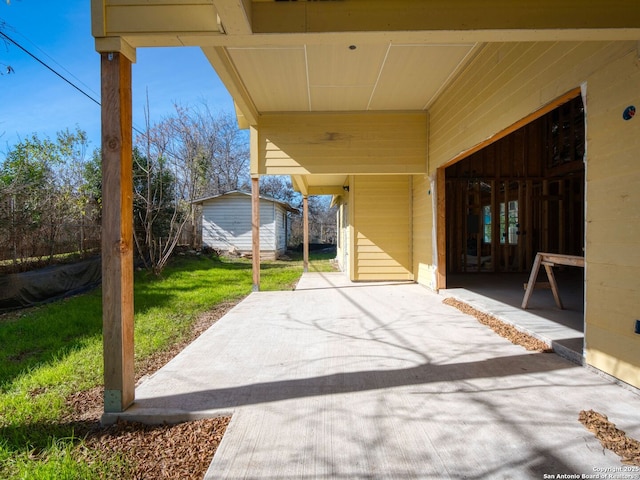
[223,42,475,113]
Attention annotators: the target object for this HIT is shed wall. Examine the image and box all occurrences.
[201,196,282,256]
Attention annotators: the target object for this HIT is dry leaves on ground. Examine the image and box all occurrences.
[579,409,640,466]
[63,300,238,479]
[442,297,552,352]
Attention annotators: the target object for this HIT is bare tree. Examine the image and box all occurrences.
[165,103,249,197]
[131,101,251,273]
[133,100,190,275]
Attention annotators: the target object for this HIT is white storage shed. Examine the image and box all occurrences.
[193,191,297,259]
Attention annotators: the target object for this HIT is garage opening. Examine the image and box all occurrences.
[446,94,585,274]
[443,93,585,354]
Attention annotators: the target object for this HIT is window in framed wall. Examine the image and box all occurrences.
[482,205,492,243]
[500,200,519,245]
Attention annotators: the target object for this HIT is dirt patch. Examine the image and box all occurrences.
[442,297,552,352]
[63,300,239,479]
[579,410,640,466]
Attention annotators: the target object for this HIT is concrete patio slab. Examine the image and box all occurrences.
[108,272,640,479]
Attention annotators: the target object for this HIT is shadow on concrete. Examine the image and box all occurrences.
[133,352,577,411]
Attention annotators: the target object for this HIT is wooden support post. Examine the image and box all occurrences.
[101,52,134,413]
[251,176,260,291]
[542,179,549,252]
[490,180,497,272]
[503,179,509,270]
[525,179,533,269]
[517,181,524,271]
[303,195,309,273]
[559,180,566,253]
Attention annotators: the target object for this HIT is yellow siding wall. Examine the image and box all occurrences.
[426,40,640,388]
[429,42,635,167]
[412,174,436,289]
[257,113,428,176]
[352,176,412,281]
[583,49,640,388]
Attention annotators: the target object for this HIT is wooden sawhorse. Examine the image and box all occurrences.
[521,252,584,309]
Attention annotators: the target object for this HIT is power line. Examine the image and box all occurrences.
[0,29,186,160]
[0,30,101,107]
[7,27,101,100]
[0,29,152,138]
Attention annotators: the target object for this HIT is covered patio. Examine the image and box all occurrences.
[93,0,640,410]
[104,272,640,478]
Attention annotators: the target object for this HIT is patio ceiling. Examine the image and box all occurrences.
[92,0,640,194]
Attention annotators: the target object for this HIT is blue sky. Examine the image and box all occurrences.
[0,0,234,156]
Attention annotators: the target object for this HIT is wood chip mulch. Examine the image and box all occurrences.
[442,297,552,352]
[62,300,239,479]
[579,409,640,466]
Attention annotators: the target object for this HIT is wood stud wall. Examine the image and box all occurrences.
[445,95,585,274]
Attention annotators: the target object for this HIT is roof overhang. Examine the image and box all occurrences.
[91,0,640,191]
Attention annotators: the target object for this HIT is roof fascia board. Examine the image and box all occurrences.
[291,175,309,196]
[202,46,259,126]
[91,0,106,37]
[307,186,346,196]
[252,0,640,35]
[115,28,640,50]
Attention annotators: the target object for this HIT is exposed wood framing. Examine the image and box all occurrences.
[443,88,582,169]
[101,52,134,413]
[443,93,585,275]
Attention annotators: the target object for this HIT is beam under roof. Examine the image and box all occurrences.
[201,46,259,126]
[252,0,640,34]
[213,0,252,35]
[93,0,640,50]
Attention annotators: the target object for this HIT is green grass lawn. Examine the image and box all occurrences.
[0,252,336,479]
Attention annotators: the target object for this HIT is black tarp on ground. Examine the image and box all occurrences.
[0,257,101,313]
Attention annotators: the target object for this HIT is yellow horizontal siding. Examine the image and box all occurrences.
[583,48,640,388]
[428,40,640,387]
[587,175,640,222]
[587,325,640,389]
[258,113,428,175]
[429,41,635,171]
[356,272,413,281]
[352,175,412,281]
[412,174,433,287]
